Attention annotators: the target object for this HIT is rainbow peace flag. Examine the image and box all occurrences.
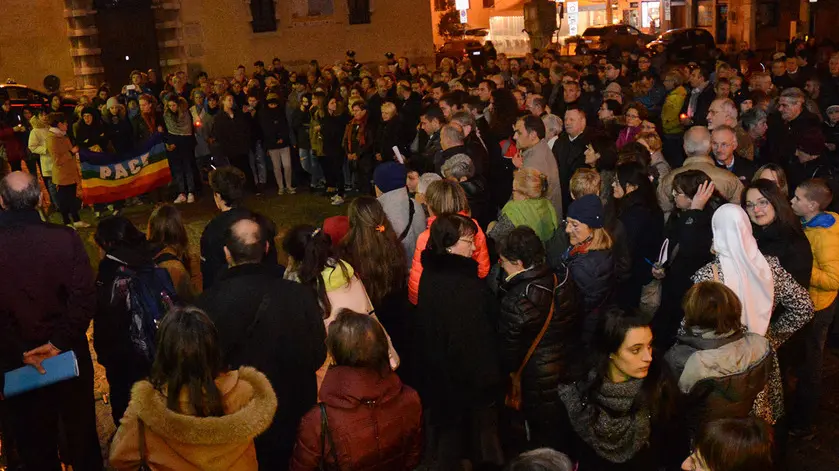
[79,135,171,204]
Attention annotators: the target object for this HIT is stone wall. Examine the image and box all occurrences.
[0,0,435,93]
[0,0,76,91]
[180,0,435,77]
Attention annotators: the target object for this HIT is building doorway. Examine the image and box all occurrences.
[95,0,160,91]
[716,4,728,44]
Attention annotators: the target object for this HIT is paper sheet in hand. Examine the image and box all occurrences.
[657,238,669,266]
[3,351,79,398]
[392,146,405,164]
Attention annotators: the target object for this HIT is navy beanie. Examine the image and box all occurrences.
[373,162,407,194]
[568,194,604,228]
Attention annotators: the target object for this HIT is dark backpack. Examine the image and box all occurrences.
[111,264,178,363]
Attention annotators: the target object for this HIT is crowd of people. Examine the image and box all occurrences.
[2,36,839,471]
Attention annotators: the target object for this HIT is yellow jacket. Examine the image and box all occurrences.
[804,212,839,310]
[661,86,687,135]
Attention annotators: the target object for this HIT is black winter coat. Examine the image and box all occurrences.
[553,131,591,212]
[375,118,403,161]
[74,121,109,151]
[259,105,291,150]
[398,92,422,147]
[290,107,312,149]
[93,246,157,376]
[616,192,664,309]
[212,110,252,158]
[498,265,585,415]
[651,205,717,349]
[414,251,502,417]
[321,112,350,157]
[196,263,327,471]
[461,177,493,231]
[753,220,813,289]
[564,248,614,344]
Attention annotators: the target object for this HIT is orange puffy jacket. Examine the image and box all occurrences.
[408,212,491,305]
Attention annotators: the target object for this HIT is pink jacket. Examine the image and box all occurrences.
[408,212,490,305]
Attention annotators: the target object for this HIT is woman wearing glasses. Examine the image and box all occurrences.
[741,179,813,289]
[616,102,647,150]
[688,204,813,426]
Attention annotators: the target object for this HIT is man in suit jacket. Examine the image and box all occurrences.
[681,66,716,127]
[712,125,757,183]
[553,107,591,212]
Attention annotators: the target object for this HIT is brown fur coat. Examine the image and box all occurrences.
[109,366,277,471]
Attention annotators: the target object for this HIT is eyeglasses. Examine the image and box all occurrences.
[458,237,475,245]
[745,199,771,211]
[626,113,640,119]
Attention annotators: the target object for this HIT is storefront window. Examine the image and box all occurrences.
[697,0,713,27]
[641,1,660,30]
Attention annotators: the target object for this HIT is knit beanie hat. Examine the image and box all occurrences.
[106,97,119,109]
[373,162,407,194]
[81,106,97,117]
[567,194,604,229]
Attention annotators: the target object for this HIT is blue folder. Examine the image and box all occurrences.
[3,351,79,398]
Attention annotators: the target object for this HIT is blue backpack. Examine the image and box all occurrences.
[111,264,178,363]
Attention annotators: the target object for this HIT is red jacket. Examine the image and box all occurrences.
[290,367,422,471]
[408,212,491,305]
[0,124,26,162]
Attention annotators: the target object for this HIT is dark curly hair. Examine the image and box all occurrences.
[498,226,545,269]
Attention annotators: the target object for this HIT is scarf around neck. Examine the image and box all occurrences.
[559,371,650,463]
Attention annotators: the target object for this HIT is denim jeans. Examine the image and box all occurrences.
[343,158,353,188]
[793,298,837,429]
[299,148,323,184]
[249,140,267,186]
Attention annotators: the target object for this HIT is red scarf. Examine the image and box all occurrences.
[346,112,368,151]
[142,111,157,134]
[569,238,593,257]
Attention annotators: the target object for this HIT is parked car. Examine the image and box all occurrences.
[0,83,77,114]
[646,28,716,62]
[577,24,655,56]
[436,39,485,67]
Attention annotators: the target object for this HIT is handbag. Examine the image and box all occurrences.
[318,403,342,471]
[505,274,556,411]
[138,418,152,471]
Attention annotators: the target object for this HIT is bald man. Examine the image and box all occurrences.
[196,212,327,470]
[0,171,103,470]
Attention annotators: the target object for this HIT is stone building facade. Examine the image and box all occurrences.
[0,0,434,93]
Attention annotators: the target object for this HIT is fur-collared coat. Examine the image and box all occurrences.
[109,366,277,471]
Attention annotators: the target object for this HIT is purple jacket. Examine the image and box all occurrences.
[0,210,95,371]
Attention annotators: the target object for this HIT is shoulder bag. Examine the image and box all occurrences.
[318,403,342,471]
[505,274,557,411]
[138,418,152,471]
